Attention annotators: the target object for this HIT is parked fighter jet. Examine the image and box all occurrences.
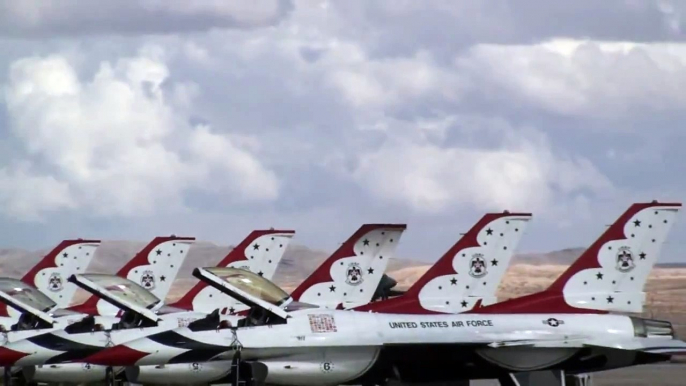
[85,202,682,386]
[115,213,532,385]
[0,235,193,386]
[0,225,407,384]
[0,230,291,384]
[84,265,686,386]
[0,235,195,339]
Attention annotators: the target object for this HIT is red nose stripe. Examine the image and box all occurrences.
[80,345,149,366]
[0,347,30,366]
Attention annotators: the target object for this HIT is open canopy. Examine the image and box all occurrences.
[0,278,56,313]
[79,274,161,309]
[193,267,291,320]
[69,273,161,323]
[204,267,290,306]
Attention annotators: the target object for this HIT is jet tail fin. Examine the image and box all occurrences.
[475,201,682,314]
[71,236,194,316]
[171,230,294,313]
[289,224,406,309]
[21,239,100,309]
[357,212,531,314]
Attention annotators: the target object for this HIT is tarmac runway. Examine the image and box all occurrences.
[469,363,686,385]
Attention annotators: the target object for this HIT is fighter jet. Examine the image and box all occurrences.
[1,225,406,384]
[83,264,686,386]
[0,235,195,340]
[85,202,683,386]
[114,213,531,385]
[3,229,291,385]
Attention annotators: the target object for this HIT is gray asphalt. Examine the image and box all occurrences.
[470,364,686,385]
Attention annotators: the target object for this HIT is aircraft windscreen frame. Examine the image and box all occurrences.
[0,278,56,312]
[80,273,161,310]
[204,267,290,307]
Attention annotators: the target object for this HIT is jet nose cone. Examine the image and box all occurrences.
[0,346,30,366]
[80,345,149,366]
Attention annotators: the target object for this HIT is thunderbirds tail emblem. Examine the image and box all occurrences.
[345,262,364,285]
[48,273,63,292]
[140,270,156,290]
[469,254,487,278]
[616,246,635,273]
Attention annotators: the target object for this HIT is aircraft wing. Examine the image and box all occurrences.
[486,335,686,355]
[583,336,686,355]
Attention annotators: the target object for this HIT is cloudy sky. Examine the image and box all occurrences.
[0,0,685,262]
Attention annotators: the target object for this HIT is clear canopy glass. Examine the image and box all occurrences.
[80,274,161,309]
[0,278,56,312]
[204,267,290,306]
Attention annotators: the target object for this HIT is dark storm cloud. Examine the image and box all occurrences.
[0,0,294,38]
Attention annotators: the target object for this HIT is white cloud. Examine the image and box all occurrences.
[188,126,279,201]
[2,48,279,220]
[304,42,463,110]
[0,165,74,221]
[351,119,613,215]
[242,27,462,111]
[456,38,686,118]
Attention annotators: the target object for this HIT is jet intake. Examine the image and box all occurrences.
[372,274,404,302]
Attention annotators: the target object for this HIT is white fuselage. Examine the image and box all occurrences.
[120,309,657,385]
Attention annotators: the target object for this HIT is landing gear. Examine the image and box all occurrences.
[4,366,11,386]
[229,350,268,386]
[566,373,592,386]
[499,370,592,386]
[105,366,115,386]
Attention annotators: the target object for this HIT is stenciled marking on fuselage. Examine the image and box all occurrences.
[388,320,494,329]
